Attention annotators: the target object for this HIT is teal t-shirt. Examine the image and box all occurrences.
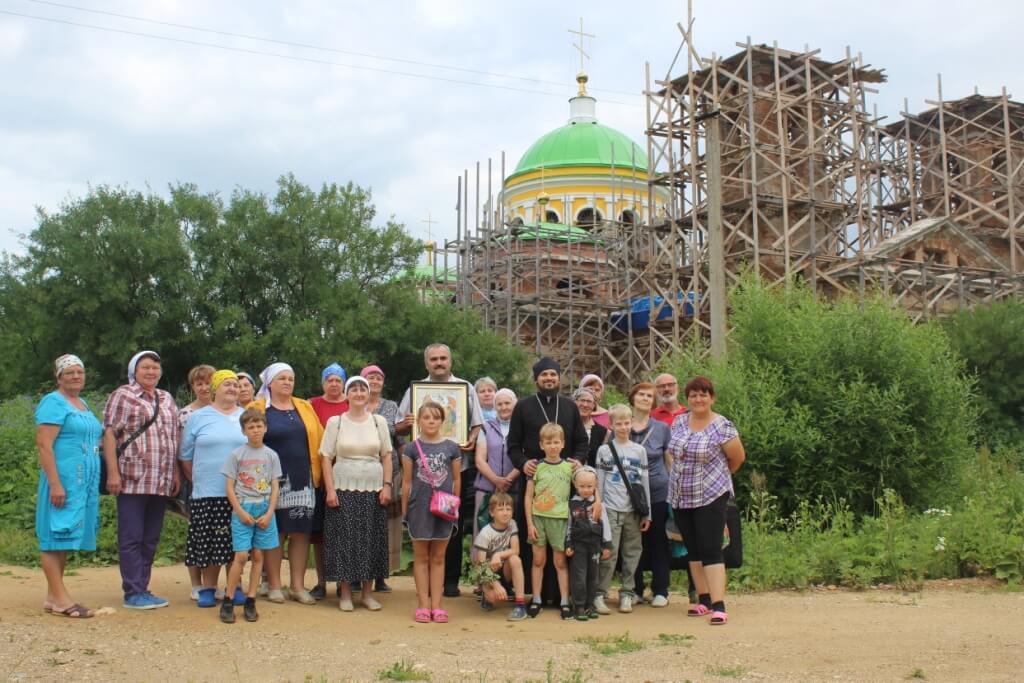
[531,459,573,519]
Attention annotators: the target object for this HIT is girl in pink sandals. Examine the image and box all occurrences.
[401,402,462,623]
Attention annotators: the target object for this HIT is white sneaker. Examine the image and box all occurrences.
[214,588,225,601]
[257,581,269,597]
[651,594,669,608]
[618,594,634,613]
[190,586,201,601]
[592,595,611,615]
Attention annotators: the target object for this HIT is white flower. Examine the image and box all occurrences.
[934,536,946,552]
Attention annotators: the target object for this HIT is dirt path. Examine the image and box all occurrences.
[0,565,1022,682]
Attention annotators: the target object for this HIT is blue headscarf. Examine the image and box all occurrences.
[321,362,347,385]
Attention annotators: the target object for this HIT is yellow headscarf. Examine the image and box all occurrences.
[210,369,238,393]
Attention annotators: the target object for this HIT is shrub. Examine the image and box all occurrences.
[727,448,1024,591]
[946,299,1024,447]
[0,392,187,567]
[662,276,977,516]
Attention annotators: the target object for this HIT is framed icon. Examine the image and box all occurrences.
[410,381,470,445]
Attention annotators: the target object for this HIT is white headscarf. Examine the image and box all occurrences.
[344,375,369,393]
[55,354,84,378]
[128,350,160,384]
[257,362,293,404]
[494,388,517,403]
[578,374,604,391]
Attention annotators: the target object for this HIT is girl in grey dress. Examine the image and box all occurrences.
[401,402,461,623]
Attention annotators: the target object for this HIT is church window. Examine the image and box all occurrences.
[575,208,603,228]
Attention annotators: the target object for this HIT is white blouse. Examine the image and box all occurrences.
[319,413,391,492]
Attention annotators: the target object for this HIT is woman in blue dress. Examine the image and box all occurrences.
[35,354,103,618]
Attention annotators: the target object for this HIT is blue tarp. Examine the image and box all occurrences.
[611,292,698,333]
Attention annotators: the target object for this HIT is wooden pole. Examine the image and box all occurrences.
[708,110,727,358]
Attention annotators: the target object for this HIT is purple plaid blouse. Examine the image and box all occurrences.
[103,383,180,496]
[667,413,739,509]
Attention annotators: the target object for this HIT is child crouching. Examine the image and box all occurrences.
[470,492,527,621]
[565,467,611,621]
[220,407,281,624]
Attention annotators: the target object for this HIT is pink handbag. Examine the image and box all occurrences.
[414,439,460,522]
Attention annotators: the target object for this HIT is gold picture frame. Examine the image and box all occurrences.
[410,381,470,444]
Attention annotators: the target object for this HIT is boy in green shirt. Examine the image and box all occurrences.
[525,422,574,619]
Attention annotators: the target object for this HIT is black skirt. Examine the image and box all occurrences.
[322,490,388,583]
[185,497,234,567]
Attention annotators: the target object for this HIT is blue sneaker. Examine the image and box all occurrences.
[124,593,159,610]
[232,587,247,606]
[143,592,169,608]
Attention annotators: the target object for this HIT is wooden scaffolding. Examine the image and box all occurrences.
[445,27,1024,386]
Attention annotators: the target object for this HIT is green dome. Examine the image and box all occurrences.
[510,121,648,179]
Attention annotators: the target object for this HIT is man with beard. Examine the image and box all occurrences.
[507,357,588,601]
[651,373,687,427]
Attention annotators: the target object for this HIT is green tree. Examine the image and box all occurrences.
[0,175,531,400]
[946,299,1024,447]
[662,276,977,516]
[0,186,195,393]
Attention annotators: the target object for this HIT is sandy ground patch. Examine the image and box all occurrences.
[1,565,1022,682]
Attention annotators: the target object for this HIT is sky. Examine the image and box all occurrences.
[1,0,1021,256]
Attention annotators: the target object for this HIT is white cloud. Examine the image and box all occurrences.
[0,0,1020,258]
[0,18,28,59]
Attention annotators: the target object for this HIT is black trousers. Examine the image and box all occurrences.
[634,500,671,597]
[444,465,477,589]
[569,541,601,611]
[674,492,730,566]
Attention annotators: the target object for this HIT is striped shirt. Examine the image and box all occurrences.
[103,383,180,496]
[667,414,738,509]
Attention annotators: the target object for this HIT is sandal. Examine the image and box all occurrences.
[560,604,574,620]
[51,603,94,618]
[710,610,728,625]
[414,608,431,623]
[431,609,449,623]
[687,604,711,617]
[42,600,54,613]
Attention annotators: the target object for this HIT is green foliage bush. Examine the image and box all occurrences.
[0,393,187,567]
[731,448,1024,590]
[662,276,977,516]
[945,299,1024,447]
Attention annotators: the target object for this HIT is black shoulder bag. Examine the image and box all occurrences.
[607,441,650,518]
[100,391,160,495]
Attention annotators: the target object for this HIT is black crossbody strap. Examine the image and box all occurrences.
[116,391,161,457]
[607,441,643,514]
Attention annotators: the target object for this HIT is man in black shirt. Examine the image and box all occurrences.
[506,357,588,598]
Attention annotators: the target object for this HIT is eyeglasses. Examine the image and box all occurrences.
[655,382,677,389]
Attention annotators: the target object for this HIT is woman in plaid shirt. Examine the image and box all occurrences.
[102,350,181,610]
[667,376,745,626]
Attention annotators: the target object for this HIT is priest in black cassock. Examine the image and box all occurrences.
[507,356,589,601]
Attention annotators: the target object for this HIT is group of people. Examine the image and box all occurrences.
[34,343,745,627]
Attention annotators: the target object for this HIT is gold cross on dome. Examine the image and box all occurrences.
[568,17,594,72]
[422,213,437,242]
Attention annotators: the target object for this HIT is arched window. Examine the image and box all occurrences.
[545,210,560,224]
[575,207,603,228]
[510,216,524,227]
[620,209,638,226]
